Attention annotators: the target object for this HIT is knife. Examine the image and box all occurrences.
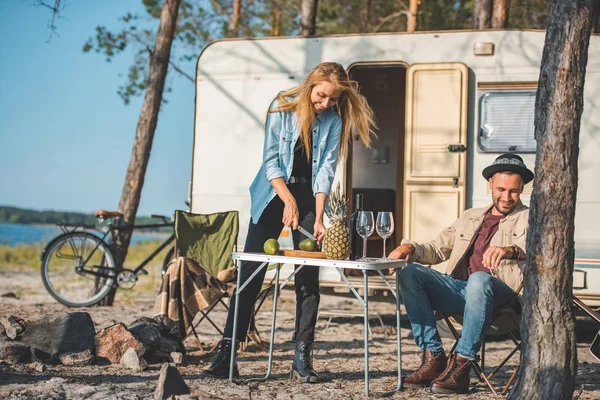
[297,225,318,241]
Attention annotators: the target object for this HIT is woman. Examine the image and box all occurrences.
[200,62,376,383]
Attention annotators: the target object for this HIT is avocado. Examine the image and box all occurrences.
[263,238,280,255]
[299,238,318,252]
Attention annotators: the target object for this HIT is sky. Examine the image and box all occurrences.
[0,1,196,216]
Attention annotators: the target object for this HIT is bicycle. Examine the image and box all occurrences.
[40,209,175,307]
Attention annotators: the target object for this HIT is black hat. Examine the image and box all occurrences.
[482,153,534,184]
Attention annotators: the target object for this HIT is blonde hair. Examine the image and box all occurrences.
[272,62,376,161]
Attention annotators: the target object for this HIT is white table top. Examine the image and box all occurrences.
[232,252,406,271]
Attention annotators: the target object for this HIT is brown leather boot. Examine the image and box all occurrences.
[430,353,472,394]
[403,349,448,388]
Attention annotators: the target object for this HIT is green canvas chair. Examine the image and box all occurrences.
[173,210,239,351]
[173,210,270,352]
[175,210,239,277]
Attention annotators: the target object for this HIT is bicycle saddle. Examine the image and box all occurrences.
[95,210,124,219]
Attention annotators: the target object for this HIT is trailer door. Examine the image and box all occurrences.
[403,63,469,250]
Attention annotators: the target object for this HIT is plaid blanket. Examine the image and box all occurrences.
[153,256,226,337]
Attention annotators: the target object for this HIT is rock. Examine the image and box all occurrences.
[148,349,171,363]
[0,341,31,363]
[95,323,145,364]
[30,361,46,372]
[128,317,184,361]
[120,347,148,371]
[189,391,221,400]
[59,349,94,366]
[1,292,18,299]
[169,352,184,365]
[154,363,190,400]
[6,315,27,340]
[31,347,54,363]
[20,312,96,357]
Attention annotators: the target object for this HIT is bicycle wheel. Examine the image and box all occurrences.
[41,232,117,307]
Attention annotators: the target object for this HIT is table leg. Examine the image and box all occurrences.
[229,262,243,382]
[363,270,369,397]
[396,267,403,391]
[264,264,281,379]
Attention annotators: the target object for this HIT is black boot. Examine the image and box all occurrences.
[291,341,319,383]
[199,339,239,379]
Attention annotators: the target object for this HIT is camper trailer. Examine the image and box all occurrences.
[190,30,600,307]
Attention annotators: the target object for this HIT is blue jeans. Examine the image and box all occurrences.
[399,263,517,360]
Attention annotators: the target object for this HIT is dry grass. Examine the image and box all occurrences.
[0,240,173,275]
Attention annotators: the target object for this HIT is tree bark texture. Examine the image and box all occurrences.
[359,0,372,32]
[300,0,319,37]
[231,0,241,36]
[473,0,493,29]
[508,1,599,398]
[407,0,418,33]
[103,0,181,305]
[491,0,510,28]
[270,0,282,36]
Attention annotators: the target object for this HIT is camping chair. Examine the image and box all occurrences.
[173,210,239,352]
[439,282,523,396]
[173,210,270,352]
[573,295,600,361]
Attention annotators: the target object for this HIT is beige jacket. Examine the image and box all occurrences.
[403,202,529,292]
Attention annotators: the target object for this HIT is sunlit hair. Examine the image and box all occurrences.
[272,62,376,161]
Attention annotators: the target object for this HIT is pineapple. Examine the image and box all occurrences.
[323,183,350,260]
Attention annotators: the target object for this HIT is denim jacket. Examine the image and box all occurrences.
[249,100,343,223]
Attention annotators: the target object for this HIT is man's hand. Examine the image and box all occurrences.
[388,243,415,273]
[482,246,513,270]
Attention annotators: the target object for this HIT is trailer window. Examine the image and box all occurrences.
[478,90,536,153]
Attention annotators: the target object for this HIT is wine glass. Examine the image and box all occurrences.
[356,211,374,261]
[376,212,395,260]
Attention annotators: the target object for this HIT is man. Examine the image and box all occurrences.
[389,153,533,394]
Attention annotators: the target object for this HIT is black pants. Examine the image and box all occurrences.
[223,183,320,342]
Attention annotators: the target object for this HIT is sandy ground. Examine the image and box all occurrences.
[0,269,599,400]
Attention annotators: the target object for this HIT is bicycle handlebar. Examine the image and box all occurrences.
[151,214,170,224]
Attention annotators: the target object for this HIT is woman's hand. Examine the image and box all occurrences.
[314,192,328,246]
[282,200,299,229]
[313,220,326,246]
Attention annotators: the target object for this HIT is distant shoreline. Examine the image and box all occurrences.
[0,223,170,247]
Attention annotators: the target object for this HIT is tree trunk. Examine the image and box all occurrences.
[508,0,599,398]
[407,0,418,33]
[491,0,510,28]
[102,0,181,306]
[270,0,282,36]
[360,0,372,32]
[300,0,319,37]
[473,0,493,29]
[231,0,241,36]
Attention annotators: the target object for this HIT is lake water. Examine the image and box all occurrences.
[0,223,169,247]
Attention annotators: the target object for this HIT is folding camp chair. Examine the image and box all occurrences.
[439,283,523,396]
[573,295,600,361]
[173,210,239,351]
[173,210,270,352]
